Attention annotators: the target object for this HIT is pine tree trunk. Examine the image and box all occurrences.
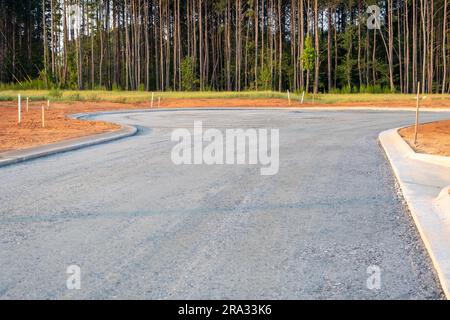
[327,7,332,92]
[313,0,319,94]
[443,0,448,93]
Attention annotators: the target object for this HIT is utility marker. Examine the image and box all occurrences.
[26,97,29,112]
[287,90,291,106]
[47,100,50,110]
[18,94,21,125]
[158,97,161,108]
[41,105,45,128]
[151,92,154,108]
[414,82,421,145]
[301,91,305,104]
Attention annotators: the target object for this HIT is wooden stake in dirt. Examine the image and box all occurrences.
[151,92,154,108]
[301,91,305,104]
[18,94,21,125]
[47,100,50,110]
[26,97,29,112]
[41,105,45,128]
[414,82,421,145]
[158,97,161,108]
[287,90,291,106]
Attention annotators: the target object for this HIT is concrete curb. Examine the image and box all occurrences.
[379,128,450,299]
[0,112,137,168]
[393,126,450,167]
[434,187,450,223]
[412,153,450,167]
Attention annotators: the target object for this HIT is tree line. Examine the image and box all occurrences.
[0,0,449,94]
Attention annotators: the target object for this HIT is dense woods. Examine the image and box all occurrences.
[0,0,449,94]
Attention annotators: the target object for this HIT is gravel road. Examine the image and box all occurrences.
[0,109,447,299]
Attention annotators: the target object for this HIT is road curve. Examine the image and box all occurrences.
[0,109,448,299]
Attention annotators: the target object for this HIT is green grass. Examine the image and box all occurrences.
[0,89,449,104]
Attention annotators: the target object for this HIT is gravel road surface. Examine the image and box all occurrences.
[0,109,447,299]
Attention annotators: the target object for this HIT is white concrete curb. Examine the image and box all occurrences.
[390,127,450,167]
[379,128,450,299]
[434,187,450,223]
[412,153,450,167]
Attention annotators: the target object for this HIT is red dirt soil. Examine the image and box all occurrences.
[399,120,450,157]
[1,98,449,153]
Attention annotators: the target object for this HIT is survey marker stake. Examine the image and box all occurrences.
[18,94,21,125]
[414,82,421,145]
[42,105,45,128]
